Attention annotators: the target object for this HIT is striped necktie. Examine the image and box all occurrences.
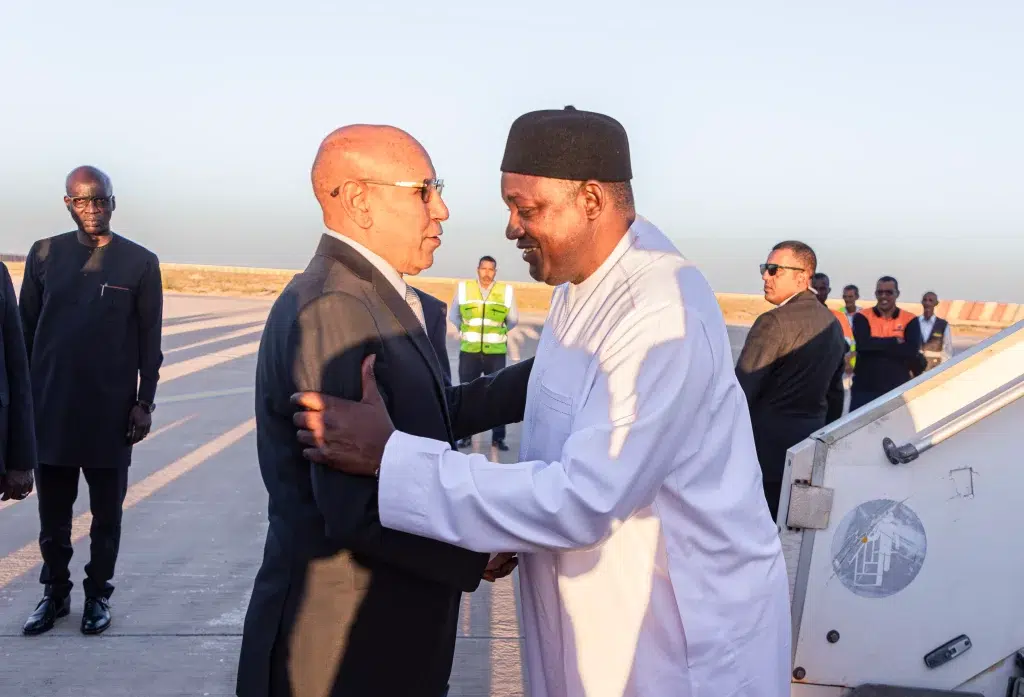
[404,285,427,331]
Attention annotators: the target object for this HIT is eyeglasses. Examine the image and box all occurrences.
[68,196,113,210]
[330,178,444,203]
[760,263,804,276]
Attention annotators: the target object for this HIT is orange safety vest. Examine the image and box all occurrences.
[857,306,916,339]
[831,308,853,340]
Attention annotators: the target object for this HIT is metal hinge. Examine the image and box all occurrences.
[786,480,834,530]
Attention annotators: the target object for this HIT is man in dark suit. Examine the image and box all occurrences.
[1,260,37,502]
[416,287,453,386]
[236,124,531,697]
[735,241,847,520]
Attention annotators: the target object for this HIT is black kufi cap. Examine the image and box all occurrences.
[500,105,632,182]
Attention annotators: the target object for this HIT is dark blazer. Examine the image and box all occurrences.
[416,288,453,386]
[735,289,847,485]
[0,262,37,476]
[237,234,532,697]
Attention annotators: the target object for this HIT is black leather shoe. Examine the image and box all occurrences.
[23,595,71,635]
[81,597,112,635]
[493,439,509,452]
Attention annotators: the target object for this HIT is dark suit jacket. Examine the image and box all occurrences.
[0,262,37,477]
[735,289,847,483]
[237,234,532,697]
[415,288,453,387]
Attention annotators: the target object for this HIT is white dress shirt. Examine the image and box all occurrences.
[324,228,406,298]
[377,218,791,697]
[918,313,953,363]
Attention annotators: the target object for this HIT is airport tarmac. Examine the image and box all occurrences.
[0,292,984,697]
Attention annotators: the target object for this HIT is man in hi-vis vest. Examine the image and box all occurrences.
[448,255,518,450]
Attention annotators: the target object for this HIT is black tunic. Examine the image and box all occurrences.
[1,261,38,475]
[19,232,164,469]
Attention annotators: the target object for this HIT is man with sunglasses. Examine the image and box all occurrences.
[736,242,847,519]
[18,166,164,637]
[849,276,924,411]
[237,125,531,697]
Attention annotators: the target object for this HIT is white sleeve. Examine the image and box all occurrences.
[942,324,953,362]
[448,288,462,329]
[376,305,715,553]
[504,285,518,331]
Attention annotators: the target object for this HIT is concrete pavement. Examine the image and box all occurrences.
[0,292,985,696]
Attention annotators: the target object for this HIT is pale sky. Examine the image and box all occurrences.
[2,1,1021,302]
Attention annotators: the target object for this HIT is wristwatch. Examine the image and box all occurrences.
[136,400,156,414]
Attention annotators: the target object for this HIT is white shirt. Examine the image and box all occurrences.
[378,219,791,697]
[844,309,858,330]
[324,229,406,298]
[918,314,953,362]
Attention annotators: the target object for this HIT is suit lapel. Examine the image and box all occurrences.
[314,234,453,435]
[373,276,448,394]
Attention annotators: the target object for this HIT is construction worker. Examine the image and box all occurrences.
[448,255,518,450]
[849,276,924,411]
[811,273,854,339]
[841,284,860,327]
[811,272,854,421]
[918,291,953,371]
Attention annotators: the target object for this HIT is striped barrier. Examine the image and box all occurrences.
[823,299,1024,329]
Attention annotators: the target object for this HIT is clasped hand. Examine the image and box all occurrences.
[291,354,395,476]
[483,552,518,582]
[1,469,34,501]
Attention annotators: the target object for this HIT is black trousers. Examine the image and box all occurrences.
[36,464,130,600]
[849,388,885,413]
[762,479,782,522]
[458,351,507,441]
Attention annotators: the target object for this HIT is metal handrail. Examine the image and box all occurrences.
[883,377,1024,465]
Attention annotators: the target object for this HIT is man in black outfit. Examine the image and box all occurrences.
[236,125,529,697]
[19,166,164,636]
[735,241,847,520]
[1,260,38,502]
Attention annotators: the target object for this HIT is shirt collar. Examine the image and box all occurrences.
[568,224,635,307]
[324,229,406,298]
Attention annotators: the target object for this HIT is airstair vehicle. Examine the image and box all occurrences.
[779,320,1024,697]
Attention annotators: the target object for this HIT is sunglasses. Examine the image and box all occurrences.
[760,263,804,276]
[330,178,444,203]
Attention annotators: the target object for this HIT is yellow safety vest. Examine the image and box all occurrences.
[458,281,512,354]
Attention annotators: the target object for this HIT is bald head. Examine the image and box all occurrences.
[311,125,431,209]
[310,124,449,276]
[64,165,115,238]
[66,165,112,196]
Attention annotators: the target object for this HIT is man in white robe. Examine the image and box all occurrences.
[291,106,792,697]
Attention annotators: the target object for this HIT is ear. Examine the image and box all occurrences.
[580,181,606,220]
[110,195,116,213]
[337,181,373,229]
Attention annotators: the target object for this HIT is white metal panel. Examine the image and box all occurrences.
[788,323,1024,694]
